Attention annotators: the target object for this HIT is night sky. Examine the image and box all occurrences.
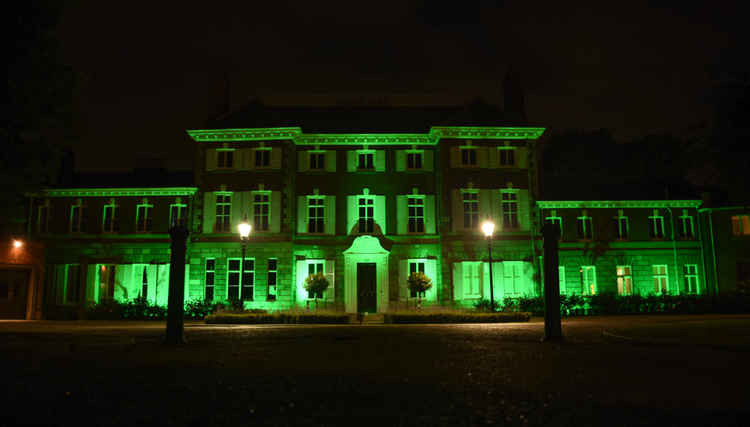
[56,2,744,172]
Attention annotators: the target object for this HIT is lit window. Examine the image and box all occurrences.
[462,191,479,229]
[501,191,519,230]
[358,197,374,233]
[307,262,324,299]
[215,194,231,232]
[649,209,665,239]
[463,262,481,297]
[577,211,593,240]
[616,265,632,295]
[614,210,629,240]
[408,261,426,298]
[217,149,234,168]
[653,265,669,294]
[205,259,215,301]
[558,266,566,294]
[581,265,597,295]
[499,148,515,166]
[407,196,425,233]
[460,148,477,166]
[136,201,153,233]
[683,264,699,294]
[228,258,254,301]
[98,264,116,301]
[731,215,750,236]
[102,201,119,233]
[253,193,270,231]
[267,259,277,300]
[503,262,522,296]
[38,202,50,233]
[406,151,423,170]
[70,203,87,233]
[169,202,187,227]
[307,197,325,233]
[255,149,271,167]
[357,151,375,170]
[309,152,325,170]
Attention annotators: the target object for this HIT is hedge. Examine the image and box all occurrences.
[205,312,352,324]
[384,312,530,324]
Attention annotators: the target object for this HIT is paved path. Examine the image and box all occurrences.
[1,315,748,426]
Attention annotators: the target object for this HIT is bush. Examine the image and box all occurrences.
[473,298,501,312]
[304,273,329,300]
[407,272,433,299]
[385,311,530,324]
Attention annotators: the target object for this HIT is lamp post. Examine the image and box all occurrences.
[238,214,251,305]
[482,221,496,312]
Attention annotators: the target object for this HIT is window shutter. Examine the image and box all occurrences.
[399,260,408,301]
[297,196,307,234]
[451,189,462,232]
[424,195,436,234]
[202,192,216,234]
[423,149,434,171]
[395,150,406,172]
[479,189,493,224]
[518,189,530,231]
[424,259,437,302]
[298,151,309,172]
[296,260,308,305]
[452,262,463,301]
[374,195,386,234]
[347,151,357,172]
[488,148,499,168]
[478,146,489,168]
[324,196,336,235]
[346,196,357,235]
[325,150,337,172]
[270,191,281,233]
[449,145,460,168]
[375,150,386,172]
[517,146,528,169]
[270,147,282,169]
[324,260,335,302]
[205,148,217,171]
[396,195,408,235]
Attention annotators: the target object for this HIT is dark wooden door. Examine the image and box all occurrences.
[356,263,377,313]
[0,269,30,319]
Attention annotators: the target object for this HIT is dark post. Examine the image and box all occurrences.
[165,224,189,345]
[240,241,246,306]
[487,236,495,312]
[542,223,563,342]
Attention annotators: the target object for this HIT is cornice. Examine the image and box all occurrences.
[430,126,546,140]
[296,134,436,145]
[186,128,302,142]
[37,187,198,198]
[536,200,702,209]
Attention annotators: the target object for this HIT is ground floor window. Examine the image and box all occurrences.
[558,266,566,295]
[307,261,324,299]
[616,265,632,295]
[653,265,669,294]
[683,264,699,294]
[65,264,81,304]
[205,259,215,301]
[502,262,522,296]
[228,258,254,301]
[267,259,277,300]
[581,266,597,295]
[463,262,481,298]
[408,261,426,298]
[98,264,116,301]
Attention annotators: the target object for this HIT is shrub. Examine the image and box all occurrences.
[407,272,433,300]
[304,273,330,300]
[473,298,501,312]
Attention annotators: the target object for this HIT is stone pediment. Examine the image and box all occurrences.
[343,235,390,255]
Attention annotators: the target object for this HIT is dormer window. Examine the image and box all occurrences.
[217,149,234,169]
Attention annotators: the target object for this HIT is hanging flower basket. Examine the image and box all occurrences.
[304,272,330,300]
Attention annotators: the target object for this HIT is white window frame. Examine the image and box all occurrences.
[407,196,425,234]
[307,196,325,234]
[616,265,633,295]
[406,150,424,170]
[652,264,669,294]
[215,193,232,233]
[649,209,665,239]
[135,201,153,233]
[252,191,271,232]
[577,211,593,240]
[683,264,699,294]
[463,261,481,298]
[677,209,694,239]
[498,147,516,167]
[102,200,119,233]
[731,215,750,236]
[501,190,519,231]
[227,258,254,301]
[357,196,375,233]
[356,150,375,170]
[205,258,215,301]
[462,190,479,230]
[581,265,597,295]
[306,261,325,299]
[216,149,235,169]
[408,260,426,298]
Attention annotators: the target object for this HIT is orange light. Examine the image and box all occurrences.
[12,240,22,248]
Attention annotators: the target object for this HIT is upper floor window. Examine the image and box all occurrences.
[577,211,593,240]
[462,191,479,229]
[614,209,629,240]
[683,264,699,294]
[498,148,515,166]
[545,210,562,238]
[357,151,375,170]
[309,152,325,170]
[37,201,50,233]
[406,151,423,170]
[307,197,325,233]
[136,201,153,233]
[649,209,665,239]
[70,202,86,233]
[358,197,375,233]
[407,196,425,233]
[731,215,750,236]
[102,200,119,233]
[460,148,477,166]
[217,149,234,169]
[255,149,271,168]
[501,191,519,230]
[678,210,694,239]
[215,193,231,232]
[169,202,188,227]
[253,193,270,231]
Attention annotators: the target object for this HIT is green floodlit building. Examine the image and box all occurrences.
[22,101,722,317]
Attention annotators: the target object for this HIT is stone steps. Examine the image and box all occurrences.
[357,313,385,324]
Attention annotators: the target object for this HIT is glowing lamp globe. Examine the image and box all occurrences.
[238,221,251,239]
[13,239,23,248]
[481,221,495,237]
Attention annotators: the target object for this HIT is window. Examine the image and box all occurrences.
[217,149,234,168]
[255,149,270,167]
[462,192,479,229]
[65,264,81,304]
[357,151,374,170]
[614,210,629,240]
[499,149,515,166]
[503,262,522,296]
[408,261,426,298]
[205,259,215,301]
[406,151,423,170]
[102,201,119,233]
[98,265,116,301]
[460,148,477,166]
[267,259,277,299]
[309,152,325,170]
[140,265,148,300]
[684,264,699,294]
[558,266,566,294]
[169,203,187,227]
[577,211,593,240]
[215,194,231,232]
[307,262,324,299]
[545,210,562,238]
[253,193,270,232]
[501,191,519,230]
[581,266,597,295]
[653,265,669,294]
[358,197,374,233]
[228,258,254,301]
[407,196,425,233]
[307,197,325,233]
[136,202,153,233]
[463,262,481,297]
[616,266,632,295]
[37,202,50,233]
[731,215,750,236]
[678,210,694,239]
[649,209,665,239]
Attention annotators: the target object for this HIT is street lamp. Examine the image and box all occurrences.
[238,214,251,305]
[482,221,496,312]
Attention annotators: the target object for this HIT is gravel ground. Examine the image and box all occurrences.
[1,315,748,426]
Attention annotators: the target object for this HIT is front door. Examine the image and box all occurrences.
[356,263,377,313]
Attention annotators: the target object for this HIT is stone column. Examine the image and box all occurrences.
[165,225,189,344]
[542,223,563,342]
